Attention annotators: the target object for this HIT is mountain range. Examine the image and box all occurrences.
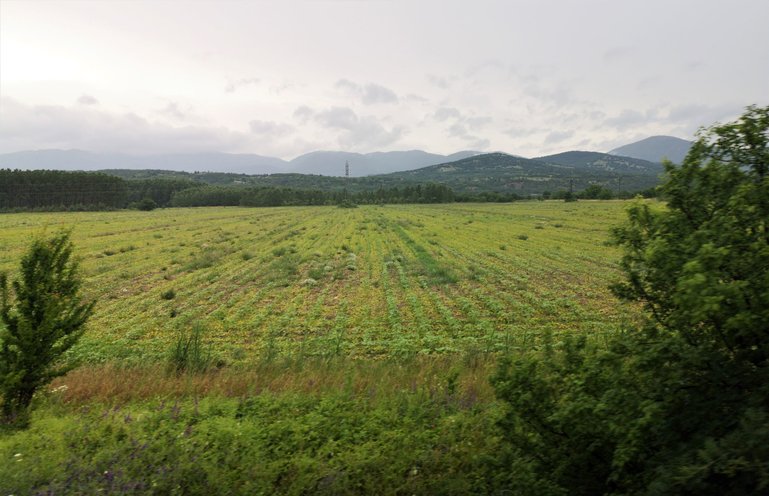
[0,135,691,194]
[0,149,481,177]
[609,135,693,164]
[380,151,662,194]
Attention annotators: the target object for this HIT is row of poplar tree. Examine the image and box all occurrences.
[0,170,457,210]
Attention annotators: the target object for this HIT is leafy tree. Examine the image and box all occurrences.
[0,232,94,424]
[493,105,769,494]
[134,197,158,211]
[579,184,614,199]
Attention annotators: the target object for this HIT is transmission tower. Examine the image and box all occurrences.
[345,160,350,178]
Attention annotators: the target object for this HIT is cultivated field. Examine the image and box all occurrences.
[0,201,640,364]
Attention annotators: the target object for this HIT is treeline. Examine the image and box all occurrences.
[171,183,456,207]
[0,169,652,212]
[0,170,456,211]
[0,170,128,210]
[0,170,201,211]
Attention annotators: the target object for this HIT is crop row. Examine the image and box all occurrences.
[0,202,641,362]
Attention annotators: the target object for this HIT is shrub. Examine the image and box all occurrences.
[161,289,176,300]
[135,198,157,211]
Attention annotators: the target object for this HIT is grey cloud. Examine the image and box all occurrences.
[293,105,314,122]
[362,83,398,104]
[77,94,99,106]
[159,102,188,121]
[466,116,492,130]
[335,79,359,93]
[604,109,647,130]
[426,74,449,89]
[435,108,492,141]
[521,82,574,107]
[404,94,428,103]
[434,107,461,122]
[603,46,636,63]
[249,119,294,136]
[502,126,545,138]
[667,103,733,124]
[464,60,504,78]
[225,77,260,93]
[0,98,249,154]
[335,79,399,105]
[602,104,737,135]
[446,120,489,150]
[448,123,468,138]
[685,60,704,72]
[314,106,405,149]
[269,81,297,95]
[666,103,742,135]
[544,130,575,145]
[315,107,359,129]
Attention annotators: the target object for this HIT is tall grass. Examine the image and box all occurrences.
[167,324,213,375]
[50,355,497,405]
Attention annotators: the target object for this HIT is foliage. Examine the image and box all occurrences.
[578,184,614,199]
[167,324,213,375]
[0,386,502,495]
[124,178,201,207]
[0,169,126,211]
[160,289,176,300]
[0,232,94,423]
[132,198,157,211]
[493,105,769,493]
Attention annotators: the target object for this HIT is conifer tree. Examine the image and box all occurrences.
[0,231,94,423]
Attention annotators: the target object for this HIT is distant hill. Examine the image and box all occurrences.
[103,151,663,195]
[286,150,481,176]
[536,151,664,175]
[381,152,660,194]
[0,150,287,175]
[0,149,481,177]
[0,148,666,195]
[609,136,693,164]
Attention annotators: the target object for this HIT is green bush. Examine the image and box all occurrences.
[493,105,769,494]
[0,389,503,494]
[160,289,176,300]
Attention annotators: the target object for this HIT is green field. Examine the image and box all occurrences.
[0,201,645,494]
[0,201,639,364]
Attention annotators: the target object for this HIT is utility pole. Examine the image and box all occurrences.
[569,178,574,194]
[617,176,622,198]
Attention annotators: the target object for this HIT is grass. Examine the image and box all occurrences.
[0,202,642,364]
[0,373,502,495]
[0,201,647,494]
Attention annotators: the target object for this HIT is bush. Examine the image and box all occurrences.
[161,289,176,300]
[133,198,157,211]
[493,105,769,494]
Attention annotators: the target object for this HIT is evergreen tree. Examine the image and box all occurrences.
[0,232,94,424]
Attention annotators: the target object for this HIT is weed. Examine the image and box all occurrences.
[167,324,213,375]
[161,289,176,300]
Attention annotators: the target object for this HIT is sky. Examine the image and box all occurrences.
[1,0,767,159]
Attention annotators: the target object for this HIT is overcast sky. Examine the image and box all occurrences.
[1,0,767,159]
